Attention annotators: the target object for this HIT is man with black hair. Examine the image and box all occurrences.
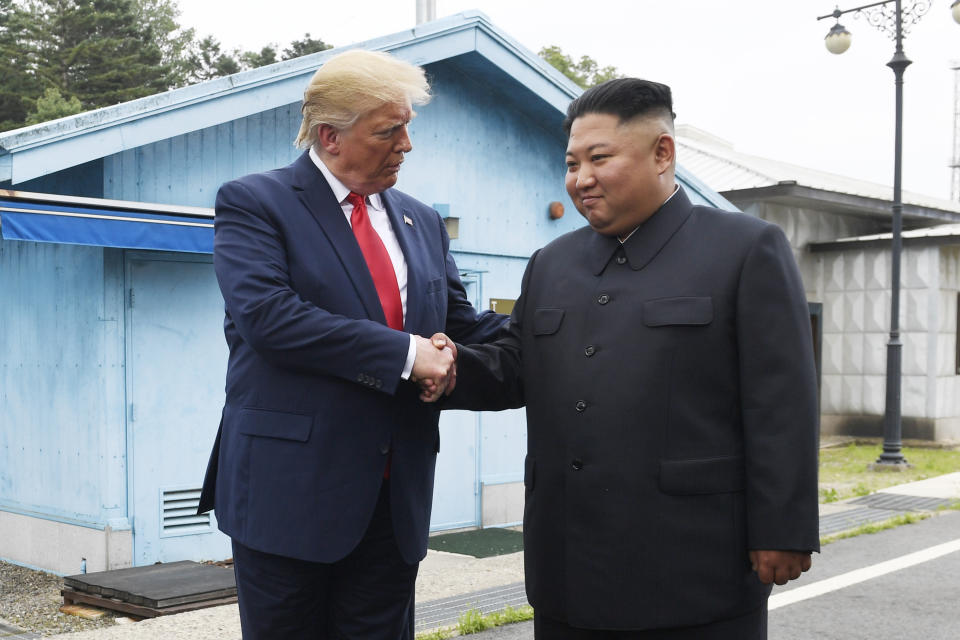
[431,78,820,638]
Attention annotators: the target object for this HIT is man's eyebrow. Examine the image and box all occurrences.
[566,143,612,156]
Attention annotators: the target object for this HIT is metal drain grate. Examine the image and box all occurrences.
[415,582,528,632]
[847,493,955,512]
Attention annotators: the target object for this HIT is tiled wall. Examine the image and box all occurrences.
[937,247,960,420]
[819,246,938,419]
[731,200,960,425]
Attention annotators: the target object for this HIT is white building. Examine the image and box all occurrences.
[677,125,960,442]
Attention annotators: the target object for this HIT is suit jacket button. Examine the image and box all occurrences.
[379,442,390,455]
[575,400,586,412]
[584,345,596,357]
[597,294,610,305]
[616,255,627,265]
[358,374,365,382]
[571,458,583,470]
[375,379,382,389]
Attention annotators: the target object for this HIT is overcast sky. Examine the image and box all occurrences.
[176,0,960,201]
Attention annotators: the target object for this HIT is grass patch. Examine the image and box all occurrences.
[415,606,534,639]
[819,443,960,503]
[820,512,931,545]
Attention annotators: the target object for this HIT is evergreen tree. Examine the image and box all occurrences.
[282,33,331,60]
[240,44,277,70]
[39,0,172,109]
[186,35,241,83]
[0,0,43,130]
[134,0,195,87]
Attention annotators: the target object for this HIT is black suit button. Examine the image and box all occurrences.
[597,294,610,305]
[375,379,382,389]
[584,345,595,357]
[571,458,583,470]
[616,255,627,265]
[357,374,365,382]
[575,400,586,412]
[379,442,390,455]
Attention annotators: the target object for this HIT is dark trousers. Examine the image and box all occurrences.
[232,480,418,640]
[534,604,768,640]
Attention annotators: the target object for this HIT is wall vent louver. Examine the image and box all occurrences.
[161,488,210,537]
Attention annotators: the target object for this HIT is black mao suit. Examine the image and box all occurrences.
[449,186,820,633]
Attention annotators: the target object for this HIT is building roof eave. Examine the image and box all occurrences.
[0,11,580,186]
[722,183,960,225]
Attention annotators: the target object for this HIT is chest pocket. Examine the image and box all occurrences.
[643,296,713,327]
[532,308,564,336]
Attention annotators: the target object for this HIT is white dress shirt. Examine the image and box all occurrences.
[310,148,418,379]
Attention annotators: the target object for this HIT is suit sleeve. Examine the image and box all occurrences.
[737,224,820,553]
[432,209,510,344]
[442,250,540,412]
[214,180,410,393]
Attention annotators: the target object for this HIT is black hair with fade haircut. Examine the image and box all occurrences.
[562,78,676,135]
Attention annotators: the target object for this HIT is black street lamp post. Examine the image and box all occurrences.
[816,1,956,468]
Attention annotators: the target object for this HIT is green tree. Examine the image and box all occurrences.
[282,33,332,60]
[0,0,44,130]
[25,86,82,124]
[240,44,277,70]
[185,35,241,83]
[36,0,174,109]
[134,0,195,87]
[539,45,622,89]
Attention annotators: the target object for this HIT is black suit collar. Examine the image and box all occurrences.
[586,185,694,275]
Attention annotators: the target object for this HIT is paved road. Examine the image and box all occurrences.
[469,511,960,639]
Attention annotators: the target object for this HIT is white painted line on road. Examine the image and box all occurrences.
[769,538,960,610]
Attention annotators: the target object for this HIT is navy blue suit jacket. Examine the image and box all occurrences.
[198,151,506,564]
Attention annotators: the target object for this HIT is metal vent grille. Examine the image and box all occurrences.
[161,488,210,537]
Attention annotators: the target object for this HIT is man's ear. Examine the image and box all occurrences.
[655,134,675,175]
[317,123,340,155]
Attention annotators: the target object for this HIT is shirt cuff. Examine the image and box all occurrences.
[401,334,417,380]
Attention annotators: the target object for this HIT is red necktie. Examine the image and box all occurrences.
[347,192,403,331]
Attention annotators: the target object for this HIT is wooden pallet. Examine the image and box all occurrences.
[61,560,237,618]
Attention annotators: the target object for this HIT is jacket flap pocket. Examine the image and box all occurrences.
[238,407,313,442]
[643,297,713,326]
[659,455,744,495]
[532,308,564,335]
[426,277,444,293]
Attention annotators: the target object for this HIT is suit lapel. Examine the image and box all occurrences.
[382,189,424,334]
[289,152,386,325]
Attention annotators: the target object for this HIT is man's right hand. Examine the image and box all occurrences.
[412,335,455,402]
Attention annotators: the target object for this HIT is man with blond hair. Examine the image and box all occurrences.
[198,49,506,639]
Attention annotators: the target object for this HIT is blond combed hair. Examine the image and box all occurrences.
[294,49,431,149]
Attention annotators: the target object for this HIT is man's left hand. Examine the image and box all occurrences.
[749,550,812,585]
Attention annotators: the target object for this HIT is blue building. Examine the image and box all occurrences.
[0,12,736,574]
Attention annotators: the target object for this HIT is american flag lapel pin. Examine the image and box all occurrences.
[403,215,414,226]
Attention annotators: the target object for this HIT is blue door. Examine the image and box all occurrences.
[429,272,482,530]
[126,253,232,565]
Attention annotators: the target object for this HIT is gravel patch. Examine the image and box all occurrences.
[0,561,118,637]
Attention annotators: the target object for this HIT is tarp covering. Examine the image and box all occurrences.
[0,196,213,254]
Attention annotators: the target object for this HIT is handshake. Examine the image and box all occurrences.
[410,333,457,403]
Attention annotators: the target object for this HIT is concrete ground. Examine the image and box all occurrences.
[26,470,960,639]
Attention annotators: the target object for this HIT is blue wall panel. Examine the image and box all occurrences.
[103,104,302,208]
[400,60,584,259]
[0,240,126,528]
